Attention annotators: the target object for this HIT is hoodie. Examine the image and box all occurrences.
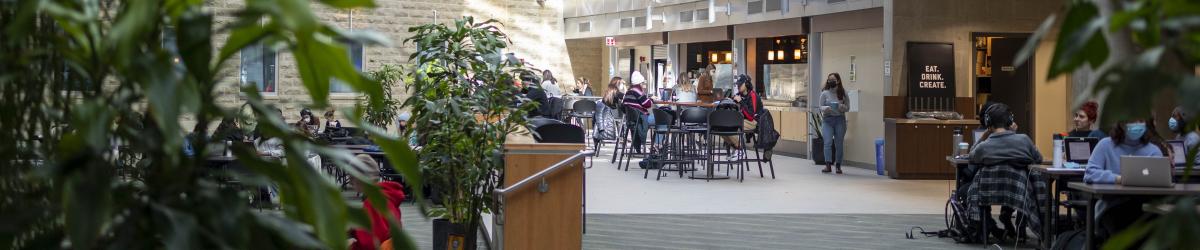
[351,181,406,250]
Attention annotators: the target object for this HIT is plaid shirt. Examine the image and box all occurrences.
[963,131,1048,234]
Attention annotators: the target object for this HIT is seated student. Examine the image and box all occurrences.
[721,75,763,160]
[348,154,406,250]
[965,103,1044,241]
[674,73,698,103]
[1069,101,1107,138]
[1084,117,1164,239]
[1169,107,1200,159]
[622,73,653,153]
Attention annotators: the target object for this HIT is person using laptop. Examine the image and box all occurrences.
[1068,101,1107,138]
[1169,107,1200,164]
[964,103,1043,242]
[1083,118,1164,239]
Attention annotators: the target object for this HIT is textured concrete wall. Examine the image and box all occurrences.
[195,0,574,130]
[566,38,606,94]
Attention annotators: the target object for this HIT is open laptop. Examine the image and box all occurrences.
[1064,137,1100,164]
[1167,140,1187,167]
[1119,156,1174,187]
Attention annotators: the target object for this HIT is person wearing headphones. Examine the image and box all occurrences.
[720,74,762,161]
[965,102,1043,242]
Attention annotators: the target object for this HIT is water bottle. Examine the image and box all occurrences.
[1052,133,1064,168]
[952,127,963,156]
[224,140,233,157]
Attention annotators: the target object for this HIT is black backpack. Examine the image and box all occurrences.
[754,111,780,151]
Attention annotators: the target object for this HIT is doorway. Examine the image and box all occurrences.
[972,33,1034,135]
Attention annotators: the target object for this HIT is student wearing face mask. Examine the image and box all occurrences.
[1083,118,1164,239]
[1169,107,1200,150]
[1069,101,1106,138]
[697,65,716,102]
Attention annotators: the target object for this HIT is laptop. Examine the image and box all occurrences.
[1064,137,1100,164]
[1119,156,1174,187]
[1167,140,1187,167]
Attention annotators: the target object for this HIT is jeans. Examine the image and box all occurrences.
[631,113,650,152]
[822,115,847,165]
[647,113,668,143]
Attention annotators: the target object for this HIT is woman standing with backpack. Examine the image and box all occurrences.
[819,73,850,174]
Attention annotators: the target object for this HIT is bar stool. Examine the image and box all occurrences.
[678,107,711,176]
[707,109,748,182]
[648,108,690,180]
[617,106,650,171]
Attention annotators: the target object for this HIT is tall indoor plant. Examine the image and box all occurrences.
[401,17,536,249]
[1016,0,1200,248]
[0,0,422,249]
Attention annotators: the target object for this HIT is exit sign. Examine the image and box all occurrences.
[605,37,616,46]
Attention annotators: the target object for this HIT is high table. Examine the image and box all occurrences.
[1031,165,1085,249]
[1068,182,1200,250]
[654,101,715,108]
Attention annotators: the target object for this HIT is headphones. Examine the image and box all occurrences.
[982,104,1014,129]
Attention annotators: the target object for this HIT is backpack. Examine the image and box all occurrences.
[754,111,780,151]
[638,154,662,169]
[1050,230,1086,250]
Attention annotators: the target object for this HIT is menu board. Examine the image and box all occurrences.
[905,42,955,98]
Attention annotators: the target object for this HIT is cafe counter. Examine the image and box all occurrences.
[883,118,979,180]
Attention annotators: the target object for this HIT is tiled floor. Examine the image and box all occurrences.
[395,147,1001,249]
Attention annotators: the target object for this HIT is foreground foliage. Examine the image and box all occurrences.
[0,0,422,249]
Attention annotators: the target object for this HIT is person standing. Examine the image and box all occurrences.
[540,69,562,97]
[1069,101,1107,138]
[819,73,850,174]
[697,65,716,102]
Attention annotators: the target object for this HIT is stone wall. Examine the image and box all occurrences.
[193,0,575,130]
[566,38,606,94]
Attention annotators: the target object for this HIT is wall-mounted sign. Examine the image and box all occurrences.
[905,42,955,98]
[849,55,857,82]
[605,36,616,46]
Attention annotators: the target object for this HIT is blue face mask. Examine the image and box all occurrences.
[1169,118,1180,131]
[1125,123,1147,142]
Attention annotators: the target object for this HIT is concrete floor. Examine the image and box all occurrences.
[397,147,995,249]
[585,147,956,214]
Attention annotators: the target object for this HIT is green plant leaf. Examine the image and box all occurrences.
[176,10,214,84]
[1015,14,1056,68]
[251,212,325,249]
[1048,1,1109,78]
[317,0,377,9]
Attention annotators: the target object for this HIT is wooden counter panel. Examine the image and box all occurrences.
[502,143,585,250]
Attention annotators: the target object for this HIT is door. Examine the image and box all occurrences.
[988,38,1033,135]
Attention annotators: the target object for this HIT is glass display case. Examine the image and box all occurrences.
[763,63,807,102]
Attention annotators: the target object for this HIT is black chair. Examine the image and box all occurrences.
[648,108,690,180]
[617,106,650,171]
[529,117,564,129]
[545,97,565,120]
[707,109,747,182]
[743,114,774,179]
[679,107,711,177]
[533,123,585,143]
[568,101,597,139]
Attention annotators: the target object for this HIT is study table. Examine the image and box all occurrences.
[1068,182,1200,250]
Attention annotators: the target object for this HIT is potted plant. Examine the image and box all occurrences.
[401,17,537,250]
[809,111,827,165]
[362,64,405,130]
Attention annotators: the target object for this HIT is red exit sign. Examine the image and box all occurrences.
[605,36,616,46]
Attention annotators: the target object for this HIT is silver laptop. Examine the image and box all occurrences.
[1119,156,1174,187]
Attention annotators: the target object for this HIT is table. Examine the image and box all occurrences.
[1031,165,1085,249]
[1068,182,1200,250]
[654,101,715,108]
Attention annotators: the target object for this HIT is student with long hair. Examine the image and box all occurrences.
[540,69,562,97]
[674,72,698,102]
[697,64,716,102]
[603,77,624,109]
[819,73,850,174]
[1084,116,1164,239]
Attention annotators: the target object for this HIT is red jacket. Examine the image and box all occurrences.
[351,181,406,250]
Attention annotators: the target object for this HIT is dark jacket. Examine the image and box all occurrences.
[738,90,763,122]
[524,86,550,117]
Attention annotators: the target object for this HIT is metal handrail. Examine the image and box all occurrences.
[493,150,593,197]
[490,149,592,250]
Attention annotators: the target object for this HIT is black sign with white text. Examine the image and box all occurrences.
[906,42,955,98]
